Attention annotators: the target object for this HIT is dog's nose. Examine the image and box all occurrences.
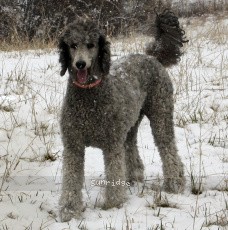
[76,61,86,69]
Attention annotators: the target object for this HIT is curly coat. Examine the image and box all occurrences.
[58,11,187,222]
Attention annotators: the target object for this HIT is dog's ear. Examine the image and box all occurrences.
[98,34,111,75]
[58,38,71,76]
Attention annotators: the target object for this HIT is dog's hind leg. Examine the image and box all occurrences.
[144,72,185,193]
[124,114,144,184]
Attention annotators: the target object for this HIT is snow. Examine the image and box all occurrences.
[0,16,228,230]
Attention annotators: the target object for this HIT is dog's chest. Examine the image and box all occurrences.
[71,91,110,117]
[64,83,144,147]
[72,99,116,145]
[67,93,136,147]
[77,99,107,124]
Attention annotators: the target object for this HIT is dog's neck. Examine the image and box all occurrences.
[73,78,102,89]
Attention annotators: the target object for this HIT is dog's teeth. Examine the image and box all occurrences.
[94,75,98,79]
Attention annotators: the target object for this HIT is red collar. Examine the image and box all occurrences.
[73,79,102,89]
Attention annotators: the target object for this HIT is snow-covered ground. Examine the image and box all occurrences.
[0,15,227,230]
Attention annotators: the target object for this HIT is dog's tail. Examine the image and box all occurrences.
[146,10,188,67]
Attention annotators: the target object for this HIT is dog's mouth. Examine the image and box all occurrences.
[73,68,101,88]
[76,69,88,84]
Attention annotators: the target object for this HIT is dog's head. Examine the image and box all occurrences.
[58,19,110,86]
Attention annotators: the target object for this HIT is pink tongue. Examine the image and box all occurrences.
[77,69,88,84]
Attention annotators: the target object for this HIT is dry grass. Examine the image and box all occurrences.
[0,38,56,52]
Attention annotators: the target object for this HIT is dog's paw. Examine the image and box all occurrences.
[59,192,84,222]
[59,205,83,222]
[100,180,127,210]
[102,191,126,210]
[163,176,186,193]
[127,169,144,185]
[59,206,76,222]
[102,200,124,210]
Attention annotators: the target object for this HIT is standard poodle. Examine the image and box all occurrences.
[58,10,188,222]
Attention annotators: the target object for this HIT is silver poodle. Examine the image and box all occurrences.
[58,10,188,222]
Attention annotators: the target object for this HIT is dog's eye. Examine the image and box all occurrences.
[87,43,95,49]
[70,43,78,49]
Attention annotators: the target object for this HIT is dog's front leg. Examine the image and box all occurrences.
[102,145,127,209]
[59,145,85,222]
